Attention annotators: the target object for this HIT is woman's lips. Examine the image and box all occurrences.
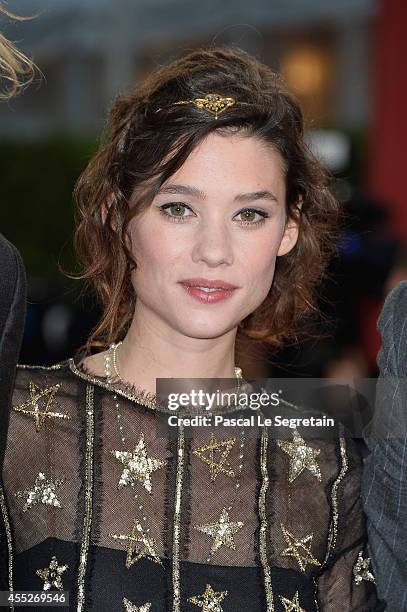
[179,278,237,290]
[180,283,237,303]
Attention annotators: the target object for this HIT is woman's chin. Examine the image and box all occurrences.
[174,319,239,340]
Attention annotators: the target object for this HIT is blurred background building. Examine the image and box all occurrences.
[0,0,374,137]
[1,0,406,375]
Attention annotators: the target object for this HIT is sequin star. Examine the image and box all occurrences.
[36,555,68,590]
[108,517,162,568]
[193,434,236,481]
[194,508,244,555]
[353,551,375,585]
[111,433,167,493]
[13,382,70,432]
[277,429,322,483]
[280,591,307,612]
[15,472,64,512]
[188,584,228,612]
[122,598,151,612]
[280,524,321,572]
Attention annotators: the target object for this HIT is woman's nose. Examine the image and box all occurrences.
[191,222,234,267]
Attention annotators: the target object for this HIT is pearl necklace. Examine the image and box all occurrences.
[110,340,243,388]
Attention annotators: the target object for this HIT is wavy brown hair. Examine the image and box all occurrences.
[73,45,340,353]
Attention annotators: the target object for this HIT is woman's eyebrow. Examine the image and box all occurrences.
[157,184,278,202]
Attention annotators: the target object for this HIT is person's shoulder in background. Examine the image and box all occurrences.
[0,234,27,470]
[362,279,407,611]
[376,279,407,377]
[0,233,26,368]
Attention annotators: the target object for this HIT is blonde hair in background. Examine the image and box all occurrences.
[0,3,37,100]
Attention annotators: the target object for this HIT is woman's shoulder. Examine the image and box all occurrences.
[15,360,69,375]
[13,359,74,393]
[10,359,83,430]
[10,353,117,431]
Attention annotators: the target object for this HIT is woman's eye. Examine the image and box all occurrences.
[235,208,269,225]
[158,203,194,222]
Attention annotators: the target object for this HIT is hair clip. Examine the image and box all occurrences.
[155,93,250,119]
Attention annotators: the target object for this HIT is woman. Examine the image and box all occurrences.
[0,46,385,611]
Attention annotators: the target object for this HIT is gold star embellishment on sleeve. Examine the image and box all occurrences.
[122,598,151,612]
[36,555,68,590]
[280,524,321,572]
[188,584,228,612]
[15,472,64,512]
[193,434,236,481]
[353,550,375,585]
[108,517,163,568]
[13,382,71,432]
[194,507,244,555]
[111,432,167,494]
[280,591,307,612]
[277,429,322,483]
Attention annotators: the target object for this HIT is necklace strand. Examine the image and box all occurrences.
[105,348,151,533]
[111,340,243,388]
[105,341,247,564]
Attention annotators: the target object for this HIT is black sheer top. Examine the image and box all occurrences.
[0,359,386,611]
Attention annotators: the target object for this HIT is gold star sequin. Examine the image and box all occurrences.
[111,432,167,493]
[193,434,236,481]
[353,551,375,585]
[108,517,162,568]
[188,584,228,612]
[280,591,307,612]
[36,555,68,590]
[15,472,64,512]
[122,598,151,612]
[280,524,321,572]
[194,507,244,555]
[277,429,322,483]
[13,382,70,432]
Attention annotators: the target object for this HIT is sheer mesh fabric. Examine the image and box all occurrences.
[3,368,81,554]
[0,361,386,611]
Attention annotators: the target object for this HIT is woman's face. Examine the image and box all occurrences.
[128,131,299,340]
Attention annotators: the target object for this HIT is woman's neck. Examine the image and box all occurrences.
[115,310,238,395]
[82,306,239,396]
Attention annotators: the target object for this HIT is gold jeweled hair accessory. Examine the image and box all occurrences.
[155,92,251,120]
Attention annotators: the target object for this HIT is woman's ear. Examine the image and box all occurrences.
[277,198,302,257]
